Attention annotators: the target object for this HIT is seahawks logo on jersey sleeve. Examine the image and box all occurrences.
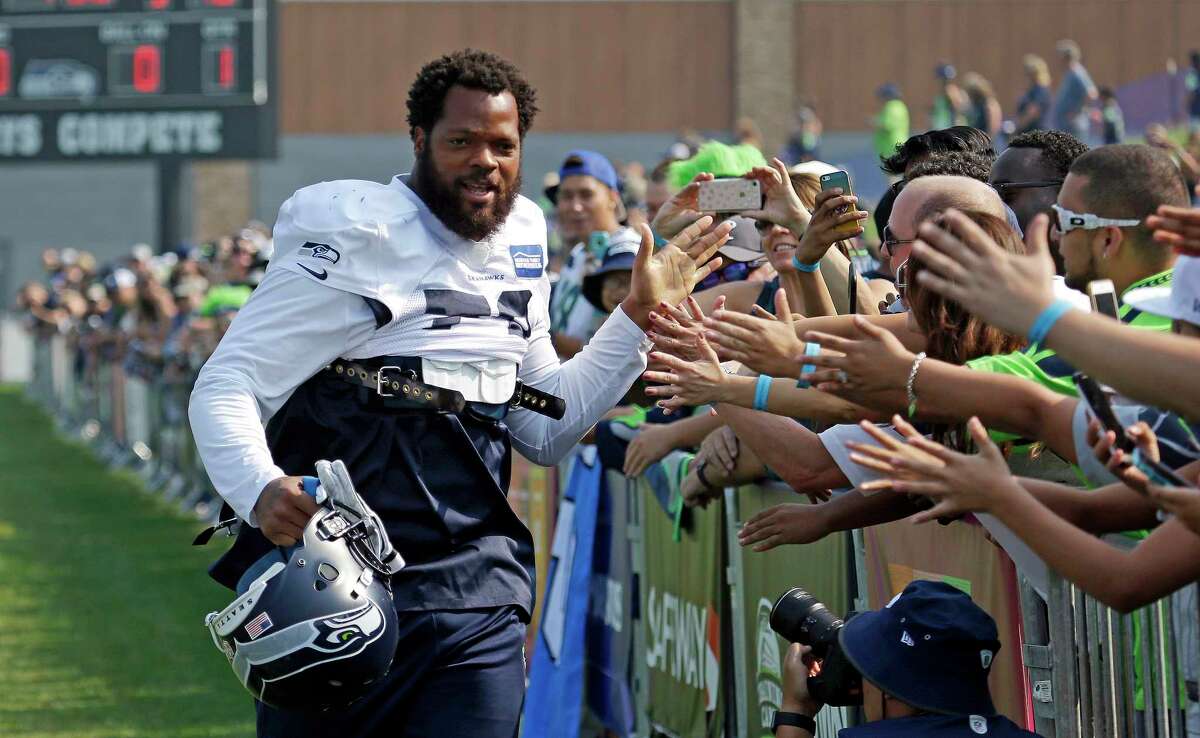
[300,242,341,264]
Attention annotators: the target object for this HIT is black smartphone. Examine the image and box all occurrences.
[1073,372,1134,453]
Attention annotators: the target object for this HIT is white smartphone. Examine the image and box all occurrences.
[697,178,762,213]
[1087,279,1119,319]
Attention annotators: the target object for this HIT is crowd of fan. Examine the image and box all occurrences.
[16,226,271,380]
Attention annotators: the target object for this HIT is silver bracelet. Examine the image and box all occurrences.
[906,352,927,418]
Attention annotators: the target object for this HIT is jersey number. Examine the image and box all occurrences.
[424,289,532,338]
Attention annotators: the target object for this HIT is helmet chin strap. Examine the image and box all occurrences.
[315,459,405,576]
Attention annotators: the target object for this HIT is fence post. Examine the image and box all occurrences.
[1020,578,1057,737]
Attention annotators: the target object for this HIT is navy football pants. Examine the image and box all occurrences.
[256,605,526,738]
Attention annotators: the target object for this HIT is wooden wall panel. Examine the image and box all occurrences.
[278,1,734,134]
[794,0,1195,131]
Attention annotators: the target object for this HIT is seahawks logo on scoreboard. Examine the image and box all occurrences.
[300,242,341,264]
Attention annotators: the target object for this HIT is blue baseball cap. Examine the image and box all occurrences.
[546,150,620,202]
[838,580,1001,716]
[581,230,640,311]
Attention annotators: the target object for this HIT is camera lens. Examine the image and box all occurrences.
[769,587,844,658]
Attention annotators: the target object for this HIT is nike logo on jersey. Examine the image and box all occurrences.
[298,263,329,280]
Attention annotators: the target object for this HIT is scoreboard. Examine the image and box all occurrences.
[0,0,275,160]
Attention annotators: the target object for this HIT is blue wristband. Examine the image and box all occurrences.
[1027,299,1074,345]
[753,374,773,411]
[792,254,820,272]
[652,229,669,248]
[797,341,820,388]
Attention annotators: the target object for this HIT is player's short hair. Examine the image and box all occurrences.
[406,49,539,139]
[1007,129,1089,178]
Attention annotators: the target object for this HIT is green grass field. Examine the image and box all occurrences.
[0,386,254,737]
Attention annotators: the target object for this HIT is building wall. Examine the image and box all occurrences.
[277,1,734,135]
[792,0,1199,133]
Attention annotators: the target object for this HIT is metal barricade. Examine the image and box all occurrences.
[1018,565,1198,738]
[23,333,219,522]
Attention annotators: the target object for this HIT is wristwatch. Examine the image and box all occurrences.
[772,710,816,734]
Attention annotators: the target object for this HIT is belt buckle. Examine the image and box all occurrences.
[376,365,414,397]
[509,379,525,410]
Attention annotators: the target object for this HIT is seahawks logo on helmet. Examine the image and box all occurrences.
[300,242,341,264]
[232,601,389,699]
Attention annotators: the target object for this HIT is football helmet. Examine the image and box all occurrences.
[204,460,403,711]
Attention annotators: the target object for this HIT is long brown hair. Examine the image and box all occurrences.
[905,210,1027,365]
[904,210,1027,449]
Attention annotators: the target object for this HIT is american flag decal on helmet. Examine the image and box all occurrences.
[245,612,274,640]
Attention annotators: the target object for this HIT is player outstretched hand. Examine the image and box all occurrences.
[623,216,732,328]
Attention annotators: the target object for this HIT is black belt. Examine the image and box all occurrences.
[327,359,566,420]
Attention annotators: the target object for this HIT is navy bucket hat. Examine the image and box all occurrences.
[838,579,1001,716]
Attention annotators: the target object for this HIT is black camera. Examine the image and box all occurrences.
[770,588,863,706]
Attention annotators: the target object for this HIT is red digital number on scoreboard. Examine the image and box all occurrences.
[144,0,171,9]
[132,44,161,94]
[0,49,10,98]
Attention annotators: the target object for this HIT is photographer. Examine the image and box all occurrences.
[773,581,1040,737]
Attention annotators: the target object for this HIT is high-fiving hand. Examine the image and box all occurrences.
[623,216,733,329]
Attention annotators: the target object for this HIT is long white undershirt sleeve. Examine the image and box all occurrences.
[508,304,649,465]
[188,269,376,525]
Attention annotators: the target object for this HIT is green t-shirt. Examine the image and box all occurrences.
[967,270,1174,398]
[873,99,910,160]
[198,283,253,317]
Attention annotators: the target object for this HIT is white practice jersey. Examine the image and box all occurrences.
[189,175,651,524]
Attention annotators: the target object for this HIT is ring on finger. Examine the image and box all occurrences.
[836,370,849,383]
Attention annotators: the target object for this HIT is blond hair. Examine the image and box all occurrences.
[1023,54,1051,86]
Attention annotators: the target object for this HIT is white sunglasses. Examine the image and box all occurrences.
[1051,204,1141,235]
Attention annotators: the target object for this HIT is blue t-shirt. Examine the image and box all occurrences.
[1016,84,1051,132]
[1053,65,1095,132]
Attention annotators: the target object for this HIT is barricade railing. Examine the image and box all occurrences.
[22,330,1199,737]
[25,332,220,521]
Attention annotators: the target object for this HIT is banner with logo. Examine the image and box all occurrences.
[523,452,603,738]
[585,471,637,735]
[639,478,724,738]
[732,485,852,738]
[861,518,1028,725]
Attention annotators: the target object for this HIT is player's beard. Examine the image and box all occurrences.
[413,152,521,242]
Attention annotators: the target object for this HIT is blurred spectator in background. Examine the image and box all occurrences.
[1053,39,1098,141]
[645,159,674,224]
[546,150,639,359]
[873,83,910,164]
[620,160,649,231]
[1146,123,1200,191]
[1015,54,1053,135]
[1098,87,1125,145]
[1185,50,1200,129]
[962,72,1003,140]
[930,63,969,130]
[780,101,822,165]
[736,116,764,153]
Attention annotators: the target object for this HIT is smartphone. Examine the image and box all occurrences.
[1073,372,1135,452]
[1135,453,1194,488]
[819,170,861,236]
[697,178,762,213]
[586,230,610,261]
[1087,279,1120,319]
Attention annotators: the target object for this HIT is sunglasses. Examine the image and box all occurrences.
[697,260,755,291]
[990,180,1064,199]
[881,225,915,258]
[1050,204,1142,235]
